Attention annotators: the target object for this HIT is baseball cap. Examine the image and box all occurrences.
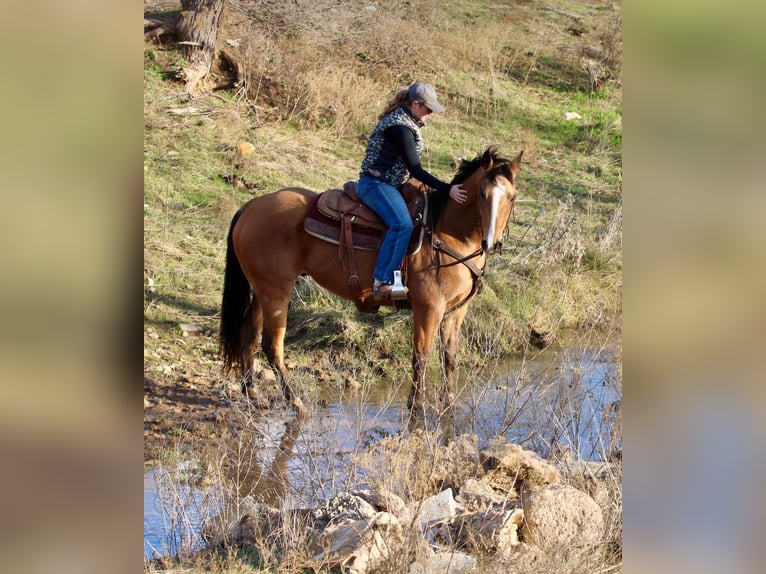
[408,82,445,113]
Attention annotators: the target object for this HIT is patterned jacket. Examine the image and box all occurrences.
[359,107,424,188]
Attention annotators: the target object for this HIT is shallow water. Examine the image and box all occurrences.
[144,343,620,559]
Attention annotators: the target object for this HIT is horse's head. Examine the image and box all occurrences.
[476,148,523,255]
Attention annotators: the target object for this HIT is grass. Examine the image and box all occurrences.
[145,0,621,571]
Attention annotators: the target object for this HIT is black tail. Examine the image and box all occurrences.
[219,208,255,373]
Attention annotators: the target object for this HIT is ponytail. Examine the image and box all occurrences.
[378,88,411,120]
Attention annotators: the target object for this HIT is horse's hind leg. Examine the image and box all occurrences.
[260,290,309,419]
[240,298,269,408]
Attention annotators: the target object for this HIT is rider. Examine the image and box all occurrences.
[357,82,467,300]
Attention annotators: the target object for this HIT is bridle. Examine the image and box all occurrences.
[426,227,487,316]
[425,171,514,315]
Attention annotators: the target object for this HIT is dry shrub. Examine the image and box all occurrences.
[218,0,469,135]
[359,432,483,503]
[598,203,622,254]
[535,195,587,269]
[300,66,381,137]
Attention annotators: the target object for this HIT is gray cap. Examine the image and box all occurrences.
[408,82,445,113]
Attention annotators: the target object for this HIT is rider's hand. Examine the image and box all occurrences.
[449,184,468,204]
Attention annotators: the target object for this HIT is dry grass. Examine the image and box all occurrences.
[208,0,621,139]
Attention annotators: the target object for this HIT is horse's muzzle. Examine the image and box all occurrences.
[482,240,503,255]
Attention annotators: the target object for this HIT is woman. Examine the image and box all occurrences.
[357,82,467,301]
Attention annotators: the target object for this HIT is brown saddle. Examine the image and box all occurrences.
[304,178,429,312]
[304,178,429,252]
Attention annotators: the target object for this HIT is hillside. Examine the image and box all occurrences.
[143,0,621,461]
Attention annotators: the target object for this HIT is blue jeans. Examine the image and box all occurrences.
[356,175,414,284]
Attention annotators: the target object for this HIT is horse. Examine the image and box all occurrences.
[219,146,523,430]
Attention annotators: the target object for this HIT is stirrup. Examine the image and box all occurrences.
[391,270,408,300]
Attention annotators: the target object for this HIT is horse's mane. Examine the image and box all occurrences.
[428,145,511,227]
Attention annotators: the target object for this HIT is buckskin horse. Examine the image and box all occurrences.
[219,146,522,430]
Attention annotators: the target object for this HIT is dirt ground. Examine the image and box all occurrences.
[144,372,226,461]
[143,328,345,461]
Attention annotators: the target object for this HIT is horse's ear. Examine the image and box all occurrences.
[510,150,524,175]
[481,146,496,170]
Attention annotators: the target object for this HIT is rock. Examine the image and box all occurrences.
[481,439,561,493]
[429,434,483,493]
[179,322,204,335]
[564,112,582,120]
[409,549,477,574]
[556,456,621,541]
[352,487,413,525]
[236,142,255,155]
[457,477,507,508]
[416,488,461,530]
[311,492,378,530]
[450,507,524,559]
[521,484,604,549]
[310,512,402,574]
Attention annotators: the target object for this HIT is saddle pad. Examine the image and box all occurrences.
[304,195,383,252]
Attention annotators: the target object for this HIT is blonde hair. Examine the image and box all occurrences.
[378,88,411,120]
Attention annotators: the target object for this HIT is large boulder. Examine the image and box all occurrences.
[521,484,604,549]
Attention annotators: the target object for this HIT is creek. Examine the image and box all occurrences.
[144,342,620,559]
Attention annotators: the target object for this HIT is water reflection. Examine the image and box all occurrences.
[460,345,621,459]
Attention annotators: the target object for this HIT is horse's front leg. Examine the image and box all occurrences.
[438,306,469,440]
[408,305,444,431]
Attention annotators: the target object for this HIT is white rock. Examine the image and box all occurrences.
[416,488,461,530]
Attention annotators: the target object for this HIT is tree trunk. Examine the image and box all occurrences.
[176,0,226,95]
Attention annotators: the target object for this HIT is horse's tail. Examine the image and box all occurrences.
[219,207,255,373]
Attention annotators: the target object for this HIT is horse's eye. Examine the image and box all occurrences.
[479,189,487,199]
